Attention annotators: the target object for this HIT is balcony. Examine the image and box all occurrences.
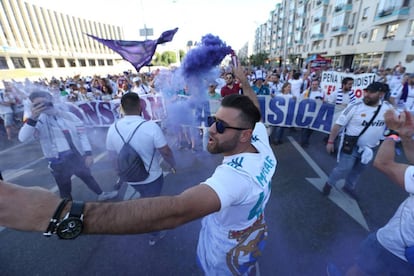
[378,9,393,17]
[374,7,410,25]
[331,25,349,36]
[310,33,324,40]
[334,5,343,12]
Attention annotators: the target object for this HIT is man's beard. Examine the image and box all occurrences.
[207,132,240,154]
[363,97,378,106]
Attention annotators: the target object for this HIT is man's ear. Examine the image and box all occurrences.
[239,129,253,143]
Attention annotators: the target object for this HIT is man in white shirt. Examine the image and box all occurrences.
[106,92,176,245]
[131,77,151,95]
[0,64,277,275]
[322,82,393,200]
[18,91,117,201]
[288,72,304,99]
[327,77,356,107]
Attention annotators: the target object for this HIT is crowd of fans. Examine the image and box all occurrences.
[1,63,413,147]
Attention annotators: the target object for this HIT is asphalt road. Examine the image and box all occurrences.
[0,128,408,276]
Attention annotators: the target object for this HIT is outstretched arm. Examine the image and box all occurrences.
[84,184,220,234]
[0,180,220,235]
[233,63,259,112]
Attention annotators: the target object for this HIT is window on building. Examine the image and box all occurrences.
[384,23,399,39]
[336,36,343,47]
[332,13,345,31]
[107,59,113,66]
[88,59,96,66]
[43,58,52,68]
[329,39,333,48]
[310,24,323,39]
[377,0,403,17]
[98,59,105,66]
[334,0,346,12]
[347,34,353,45]
[78,59,86,67]
[370,29,378,42]
[11,57,25,69]
[0,57,9,69]
[362,7,369,19]
[28,58,40,68]
[408,20,414,36]
[68,59,76,67]
[56,58,65,67]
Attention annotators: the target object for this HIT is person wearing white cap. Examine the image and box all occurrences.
[131,76,150,95]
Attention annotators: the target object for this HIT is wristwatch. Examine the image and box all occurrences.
[43,198,69,237]
[383,129,399,137]
[56,201,85,239]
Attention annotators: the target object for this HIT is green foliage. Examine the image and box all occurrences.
[249,52,270,67]
[152,51,177,66]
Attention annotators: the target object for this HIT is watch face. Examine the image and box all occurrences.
[56,218,83,239]
[384,129,391,136]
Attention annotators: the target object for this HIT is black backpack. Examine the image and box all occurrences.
[115,121,154,182]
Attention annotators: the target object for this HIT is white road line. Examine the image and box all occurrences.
[2,157,45,181]
[0,141,28,155]
[287,136,369,231]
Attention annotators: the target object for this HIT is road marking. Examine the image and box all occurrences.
[0,141,28,155]
[2,157,45,181]
[288,136,369,231]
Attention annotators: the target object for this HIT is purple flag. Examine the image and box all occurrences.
[87,28,178,72]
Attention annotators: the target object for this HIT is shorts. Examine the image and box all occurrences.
[0,113,14,127]
[356,232,414,275]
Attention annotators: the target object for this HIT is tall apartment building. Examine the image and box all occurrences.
[254,0,414,72]
[0,0,128,79]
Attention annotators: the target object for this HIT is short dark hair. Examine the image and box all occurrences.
[121,92,141,114]
[221,94,261,129]
[293,72,301,80]
[342,77,354,86]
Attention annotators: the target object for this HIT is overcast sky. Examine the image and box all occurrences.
[26,0,280,50]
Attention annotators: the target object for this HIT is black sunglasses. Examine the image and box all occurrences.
[207,116,249,134]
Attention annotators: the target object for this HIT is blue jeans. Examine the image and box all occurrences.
[131,174,163,198]
[49,150,103,199]
[327,146,367,190]
[356,232,414,275]
[131,175,164,238]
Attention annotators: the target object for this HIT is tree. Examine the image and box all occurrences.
[249,52,269,67]
[152,51,177,66]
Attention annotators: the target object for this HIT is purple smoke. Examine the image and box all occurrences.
[181,34,232,79]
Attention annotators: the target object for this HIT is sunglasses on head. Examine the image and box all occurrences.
[207,116,249,134]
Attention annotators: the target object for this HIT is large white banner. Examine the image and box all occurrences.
[320,71,377,99]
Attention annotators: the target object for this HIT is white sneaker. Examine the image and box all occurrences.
[98,191,118,201]
[149,231,166,246]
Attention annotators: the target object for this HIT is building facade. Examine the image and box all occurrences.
[0,0,129,79]
[254,0,414,72]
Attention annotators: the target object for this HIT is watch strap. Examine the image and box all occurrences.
[384,129,399,137]
[68,201,85,219]
[43,198,69,237]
